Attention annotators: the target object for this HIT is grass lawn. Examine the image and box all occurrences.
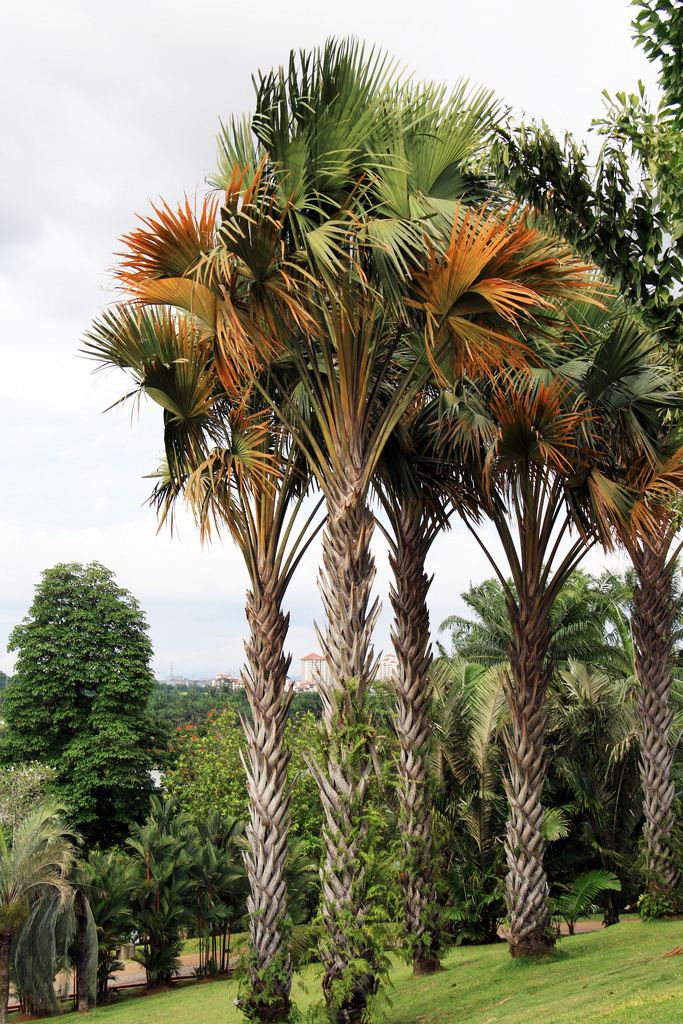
[18,916,683,1023]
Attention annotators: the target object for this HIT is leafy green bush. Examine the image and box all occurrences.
[637,889,674,920]
[552,870,621,935]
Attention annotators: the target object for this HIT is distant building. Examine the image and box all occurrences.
[211,672,244,690]
[376,653,398,682]
[297,650,398,687]
[300,652,330,688]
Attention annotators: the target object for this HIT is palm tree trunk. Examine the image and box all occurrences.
[504,604,555,957]
[0,931,10,1024]
[603,891,620,927]
[388,498,441,975]
[240,564,293,1023]
[631,537,680,894]
[309,476,379,1024]
[74,890,93,1012]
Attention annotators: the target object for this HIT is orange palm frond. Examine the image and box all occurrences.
[486,372,583,479]
[196,164,319,393]
[629,449,683,539]
[183,407,278,541]
[132,278,218,336]
[408,204,603,382]
[118,194,219,289]
[584,468,633,546]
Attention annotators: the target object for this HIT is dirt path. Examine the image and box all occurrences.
[497,919,605,940]
[110,952,205,988]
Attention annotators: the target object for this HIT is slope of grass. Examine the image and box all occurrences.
[18,917,683,1023]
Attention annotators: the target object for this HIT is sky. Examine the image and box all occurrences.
[0,0,658,678]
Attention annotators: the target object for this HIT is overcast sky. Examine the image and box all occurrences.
[0,0,657,678]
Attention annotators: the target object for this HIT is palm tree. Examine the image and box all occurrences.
[189,811,246,977]
[264,229,591,1011]
[573,304,683,897]
[81,850,135,1002]
[375,393,472,974]
[212,64,507,1015]
[623,527,683,895]
[440,306,678,956]
[127,797,195,989]
[0,801,78,1024]
[601,547,683,897]
[85,266,322,1020]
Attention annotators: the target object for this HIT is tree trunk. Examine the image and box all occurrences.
[0,931,11,1024]
[240,564,293,1023]
[603,890,620,927]
[388,498,441,975]
[631,538,680,894]
[74,890,94,1012]
[309,476,380,1023]
[504,603,555,957]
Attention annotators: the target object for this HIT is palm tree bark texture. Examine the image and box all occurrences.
[504,595,555,957]
[240,560,294,1023]
[74,890,93,1012]
[308,472,380,1024]
[0,930,10,1024]
[388,498,441,974]
[631,536,680,894]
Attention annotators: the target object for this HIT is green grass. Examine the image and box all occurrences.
[18,917,683,1023]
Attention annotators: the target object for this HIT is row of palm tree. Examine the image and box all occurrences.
[85,41,682,1023]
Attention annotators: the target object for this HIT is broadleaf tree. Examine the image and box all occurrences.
[2,562,157,846]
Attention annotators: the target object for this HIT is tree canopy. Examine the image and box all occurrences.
[3,562,157,846]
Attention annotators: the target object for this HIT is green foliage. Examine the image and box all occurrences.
[149,682,251,746]
[165,708,326,861]
[127,797,195,988]
[13,886,98,1017]
[494,3,683,352]
[189,810,247,976]
[441,865,504,947]
[430,657,508,945]
[552,870,622,935]
[0,900,27,932]
[237,948,297,1023]
[3,562,157,846]
[434,567,683,933]
[0,762,55,838]
[287,713,324,860]
[632,0,683,122]
[0,801,84,1020]
[81,850,136,1001]
[637,887,674,920]
[439,571,623,670]
[164,709,249,822]
[286,838,320,927]
[125,797,254,989]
